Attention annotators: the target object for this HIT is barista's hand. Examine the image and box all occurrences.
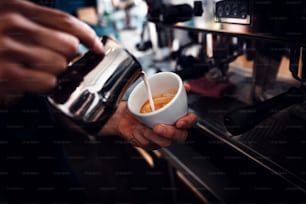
[0,0,103,106]
[99,101,198,151]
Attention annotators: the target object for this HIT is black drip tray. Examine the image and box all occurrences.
[187,93,306,187]
[233,103,306,182]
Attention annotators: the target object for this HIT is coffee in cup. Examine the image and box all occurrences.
[140,89,177,113]
[128,72,188,128]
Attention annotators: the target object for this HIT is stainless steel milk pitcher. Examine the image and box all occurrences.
[47,36,143,134]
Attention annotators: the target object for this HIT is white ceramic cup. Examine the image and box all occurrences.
[128,72,188,128]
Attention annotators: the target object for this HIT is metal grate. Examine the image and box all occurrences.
[188,92,306,182]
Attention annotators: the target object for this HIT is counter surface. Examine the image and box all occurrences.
[158,91,306,203]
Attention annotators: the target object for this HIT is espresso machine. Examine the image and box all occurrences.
[142,0,306,203]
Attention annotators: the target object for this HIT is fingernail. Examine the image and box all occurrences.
[178,120,186,128]
[155,125,166,135]
[94,37,104,53]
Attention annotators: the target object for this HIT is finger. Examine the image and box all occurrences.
[132,125,151,147]
[132,126,168,150]
[0,36,67,75]
[14,1,103,53]
[144,126,173,147]
[184,83,191,92]
[0,60,57,94]
[4,13,81,59]
[153,124,188,142]
[176,112,198,129]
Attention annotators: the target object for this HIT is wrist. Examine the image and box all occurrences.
[97,101,127,136]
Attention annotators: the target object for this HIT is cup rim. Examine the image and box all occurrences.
[128,71,183,116]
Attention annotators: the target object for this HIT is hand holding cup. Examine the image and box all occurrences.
[128,72,188,128]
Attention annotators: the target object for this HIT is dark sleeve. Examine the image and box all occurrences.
[0,95,86,203]
[0,95,61,140]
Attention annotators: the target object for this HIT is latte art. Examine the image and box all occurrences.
[140,90,177,113]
